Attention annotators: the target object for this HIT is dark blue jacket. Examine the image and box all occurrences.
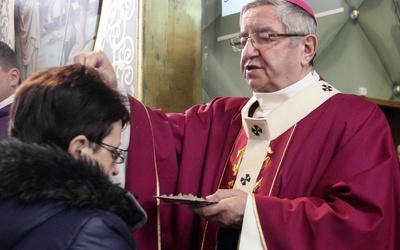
[0,104,11,140]
[0,139,147,249]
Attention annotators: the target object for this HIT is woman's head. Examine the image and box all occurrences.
[10,64,130,176]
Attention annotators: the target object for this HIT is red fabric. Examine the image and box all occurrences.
[254,94,400,249]
[125,94,400,250]
[126,96,247,249]
[202,126,297,248]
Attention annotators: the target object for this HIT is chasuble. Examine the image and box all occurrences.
[125,92,400,250]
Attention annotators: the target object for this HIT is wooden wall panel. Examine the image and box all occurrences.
[138,0,202,113]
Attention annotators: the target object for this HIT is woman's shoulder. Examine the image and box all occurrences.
[39,205,137,249]
[0,200,137,250]
[67,207,138,249]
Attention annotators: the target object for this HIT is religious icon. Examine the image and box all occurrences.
[14,0,101,80]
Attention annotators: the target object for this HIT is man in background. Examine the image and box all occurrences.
[0,41,20,140]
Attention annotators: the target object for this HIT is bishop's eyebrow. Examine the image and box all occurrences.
[255,26,275,33]
[239,26,275,36]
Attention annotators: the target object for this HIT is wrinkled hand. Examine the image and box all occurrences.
[189,189,248,228]
[73,50,118,89]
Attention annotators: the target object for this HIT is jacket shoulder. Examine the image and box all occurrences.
[10,205,137,250]
[69,210,137,249]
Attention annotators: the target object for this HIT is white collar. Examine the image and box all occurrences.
[253,71,320,117]
[0,94,14,109]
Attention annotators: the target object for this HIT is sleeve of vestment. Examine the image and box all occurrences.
[126,96,247,249]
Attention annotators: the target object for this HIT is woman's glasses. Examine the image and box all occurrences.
[91,141,128,164]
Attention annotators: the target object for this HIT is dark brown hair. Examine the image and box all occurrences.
[0,41,19,72]
[10,64,130,150]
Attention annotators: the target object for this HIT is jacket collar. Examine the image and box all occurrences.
[0,138,146,231]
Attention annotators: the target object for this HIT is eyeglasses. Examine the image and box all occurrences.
[91,141,128,164]
[230,31,307,52]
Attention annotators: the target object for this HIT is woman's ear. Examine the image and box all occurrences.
[67,135,89,158]
[301,34,318,66]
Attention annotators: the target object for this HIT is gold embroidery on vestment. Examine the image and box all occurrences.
[254,147,273,191]
[253,177,263,192]
[230,146,274,191]
[232,146,246,176]
[261,147,273,169]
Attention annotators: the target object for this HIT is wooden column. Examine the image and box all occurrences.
[137,0,202,113]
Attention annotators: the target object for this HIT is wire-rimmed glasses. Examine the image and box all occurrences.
[91,141,128,164]
[230,31,307,52]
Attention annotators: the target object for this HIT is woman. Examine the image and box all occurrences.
[0,64,146,249]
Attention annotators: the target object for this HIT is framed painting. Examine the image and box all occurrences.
[0,0,15,49]
[14,0,101,80]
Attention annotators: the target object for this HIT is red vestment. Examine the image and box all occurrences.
[125,94,400,250]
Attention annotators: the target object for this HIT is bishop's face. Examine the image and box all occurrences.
[239,5,307,93]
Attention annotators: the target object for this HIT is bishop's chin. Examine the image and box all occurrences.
[246,79,264,92]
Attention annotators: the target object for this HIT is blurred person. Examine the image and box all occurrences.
[16,0,42,80]
[0,64,146,249]
[0,41,20,140]
[62,0,90,64]
[75,0,400,249]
